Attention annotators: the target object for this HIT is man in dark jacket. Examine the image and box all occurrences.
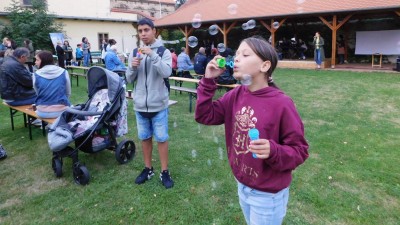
[0,47,37,106]
[194,47,207,75]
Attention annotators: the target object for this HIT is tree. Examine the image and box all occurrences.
[175,0,187,9]
[0,0,63,51]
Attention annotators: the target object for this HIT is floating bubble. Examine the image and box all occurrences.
[241,74,252,86]
[192,17,202,28]
[208,24,219,35]
[211,181,217,190]
[197,124,201,133]
[242,23,248,30]
[173,121,177,128]
[213,136,218,143]
[272,21,280,29]
[188,36,198,48]
[207,159,212,166]
[191,149,197,158]
[193,13,202,19]
[227,3,238,15]
[247,19,256,29]
[297,7,304,13]
[217,43,226,53]
[218,147,224,160]
[296,0,306,4]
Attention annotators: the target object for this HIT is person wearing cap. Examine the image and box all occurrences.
[126,18,174,189]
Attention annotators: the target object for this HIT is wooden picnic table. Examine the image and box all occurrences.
[66,66,90,86]
[3,102,56,140]
[168,76,240,89]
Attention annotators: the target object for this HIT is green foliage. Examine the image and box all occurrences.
[161,29,185,51]
[0,0,63,51]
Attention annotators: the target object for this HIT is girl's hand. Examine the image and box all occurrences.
[249,139,271,159]
[205,56,225,79]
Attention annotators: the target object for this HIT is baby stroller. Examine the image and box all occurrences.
[47,66,135,185]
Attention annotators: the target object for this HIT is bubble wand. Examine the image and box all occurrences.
[248,128,259,158]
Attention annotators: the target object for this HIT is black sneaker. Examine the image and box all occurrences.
[160,170,174,189]
[0,144,7,160]
[135,167,154,184]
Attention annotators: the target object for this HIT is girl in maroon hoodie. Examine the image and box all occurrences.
[195,36,309,225]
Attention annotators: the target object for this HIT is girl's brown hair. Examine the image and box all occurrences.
[36,50,54,69]
[242,36,278,87]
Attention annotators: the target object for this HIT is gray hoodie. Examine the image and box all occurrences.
[126,39,172,113]
[32,65,71,98]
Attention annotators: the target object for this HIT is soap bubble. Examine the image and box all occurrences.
[247,19,256,29]
[297,7,304,13]
[217,43,226,53]
[188,36,198,48]
[227,3,238,15]
[241,74,252,86]
[272,21,280,29]
[242,23,248,30]
[193,13,202,19]
[296,0,306,4]
[192,17,202,28]
[208,24,219,35]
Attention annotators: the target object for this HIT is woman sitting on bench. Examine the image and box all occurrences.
[32,51,71,118]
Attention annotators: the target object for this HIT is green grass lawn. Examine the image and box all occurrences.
[0,68,399,225]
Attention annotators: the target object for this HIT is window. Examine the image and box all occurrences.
[98,33,109,50]
[22,0,32,6]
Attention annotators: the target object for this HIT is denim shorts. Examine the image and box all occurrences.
[237,182,289,225]
[135,108,169,142]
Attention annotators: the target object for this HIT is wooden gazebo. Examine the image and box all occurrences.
[154,0,400,68]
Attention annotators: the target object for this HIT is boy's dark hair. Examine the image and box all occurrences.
[242,36,279,87]
[77,44,81,47]
[36,50,54,69]
[138,18,155,28]
[170,48,175,53]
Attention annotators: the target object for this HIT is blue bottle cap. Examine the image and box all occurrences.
[248,128,259,140]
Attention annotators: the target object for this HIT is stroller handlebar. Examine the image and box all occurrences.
[66,107,103,116]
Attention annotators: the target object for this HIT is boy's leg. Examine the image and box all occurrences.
[142,138,153,168]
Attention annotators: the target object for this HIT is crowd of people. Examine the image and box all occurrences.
[1,19,312,224]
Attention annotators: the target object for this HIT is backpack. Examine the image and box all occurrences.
[133,46,170,93]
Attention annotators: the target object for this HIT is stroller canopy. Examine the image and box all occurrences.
[86,66,123,102]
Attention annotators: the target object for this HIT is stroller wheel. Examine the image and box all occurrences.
[52,157,63,177]
[115,140,136,164]
[73,164,90,185]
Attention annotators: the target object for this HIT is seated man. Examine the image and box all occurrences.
[194,47,207,76]
[0,47,37,106]
[104,45,127,72]
[177,47,193,78]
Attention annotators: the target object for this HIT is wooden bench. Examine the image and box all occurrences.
[169,86,197,112]
[90,51,102,65]
[3,102,56,140]
[66,66,90,86]
[125,92,178,107]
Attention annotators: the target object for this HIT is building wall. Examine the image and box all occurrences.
[111,0,175,18]
[58,19,138,54]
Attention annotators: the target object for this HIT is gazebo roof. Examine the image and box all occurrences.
[155,0,400,27]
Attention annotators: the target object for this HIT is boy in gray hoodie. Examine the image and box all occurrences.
[126,18,173,189]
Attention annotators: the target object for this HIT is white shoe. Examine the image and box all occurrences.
[31,119,42,126]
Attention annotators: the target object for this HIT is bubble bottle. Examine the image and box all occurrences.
[216,58,226,68]
[248,128,259,158]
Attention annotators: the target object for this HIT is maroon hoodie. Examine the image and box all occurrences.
[195,78,309,193]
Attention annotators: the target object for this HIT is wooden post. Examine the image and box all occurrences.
[178,25,193,55]
[319,14,352,69]
[260,18,286,47]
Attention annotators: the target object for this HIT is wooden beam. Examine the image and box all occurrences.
[337,14,353,30]
[226,21,237,33]
[319,16,333,30]
[260,20,271,32]
[395,10,400,17]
